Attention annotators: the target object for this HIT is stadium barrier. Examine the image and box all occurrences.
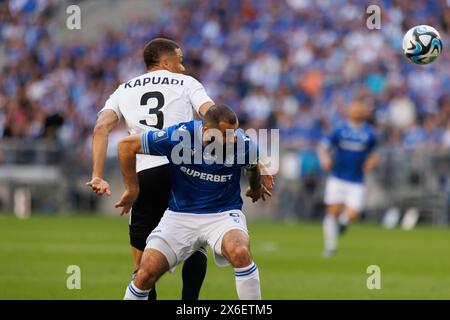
[0,139,448,225]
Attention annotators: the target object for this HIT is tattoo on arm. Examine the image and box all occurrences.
[247,165,261,191]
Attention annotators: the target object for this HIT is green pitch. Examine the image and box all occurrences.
[0,214,449,300]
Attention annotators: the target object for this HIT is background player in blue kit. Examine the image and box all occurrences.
[318,101,379,257]
[115,105,271,300]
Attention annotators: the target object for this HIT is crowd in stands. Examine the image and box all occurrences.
[2,0,450,165]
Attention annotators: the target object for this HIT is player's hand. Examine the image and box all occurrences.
[86,177,112,196]
[261,174,274,190]
[245,185,272,203]
[258,162,274,189]
[114,189,138,216]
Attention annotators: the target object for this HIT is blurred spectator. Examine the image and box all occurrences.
[2,0,450,163]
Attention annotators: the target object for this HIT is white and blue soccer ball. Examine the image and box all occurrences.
[402,25,443,65]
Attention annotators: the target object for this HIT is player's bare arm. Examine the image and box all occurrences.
[86,109,119,196]
[114,135,142,216]
[245,164,272,203]
[198,101,215,117]
[363,153,379,173]
[318,144,332,172]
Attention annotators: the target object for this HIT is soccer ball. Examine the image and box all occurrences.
[402,25,443,65]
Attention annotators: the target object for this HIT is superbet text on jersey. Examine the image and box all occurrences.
[99,70,213,172]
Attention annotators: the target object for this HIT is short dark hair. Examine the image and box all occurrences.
[143,38,180,68]
[203,104,238,128]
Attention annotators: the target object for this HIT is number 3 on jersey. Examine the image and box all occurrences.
[139,91,164,129]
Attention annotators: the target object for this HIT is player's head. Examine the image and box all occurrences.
[202,104,239,146]
[143,38,185,73]
[347,100,368,123]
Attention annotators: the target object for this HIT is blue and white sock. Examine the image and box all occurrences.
[234,262,261,300]
[124,281,151,300]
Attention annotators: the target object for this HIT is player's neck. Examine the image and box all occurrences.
[348,120,363,128]
[147,67,169,73]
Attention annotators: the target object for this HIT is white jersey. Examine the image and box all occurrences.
[100,70,213,172]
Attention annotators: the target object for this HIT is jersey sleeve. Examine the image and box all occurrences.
[99,85,122,119]
[140,125,180,157]
[186,77,213,113]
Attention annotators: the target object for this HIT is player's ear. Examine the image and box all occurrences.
[160,54,170,69]
[202,125,213,143]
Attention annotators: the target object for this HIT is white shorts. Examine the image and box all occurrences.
[146,209,248,268]
[324,176,366,212]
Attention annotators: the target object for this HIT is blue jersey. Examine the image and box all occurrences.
[324,122,377,184]
[140,120,258,214]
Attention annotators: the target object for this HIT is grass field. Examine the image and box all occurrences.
[1,214,450,300]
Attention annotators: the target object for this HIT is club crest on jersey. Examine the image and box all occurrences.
[229,212,240,223]
[153,130,168,142]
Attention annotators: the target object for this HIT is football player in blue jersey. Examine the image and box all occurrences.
[318,101,378,257]
[116,104,271,300]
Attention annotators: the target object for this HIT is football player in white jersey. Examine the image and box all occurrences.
[86,38,214,300]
